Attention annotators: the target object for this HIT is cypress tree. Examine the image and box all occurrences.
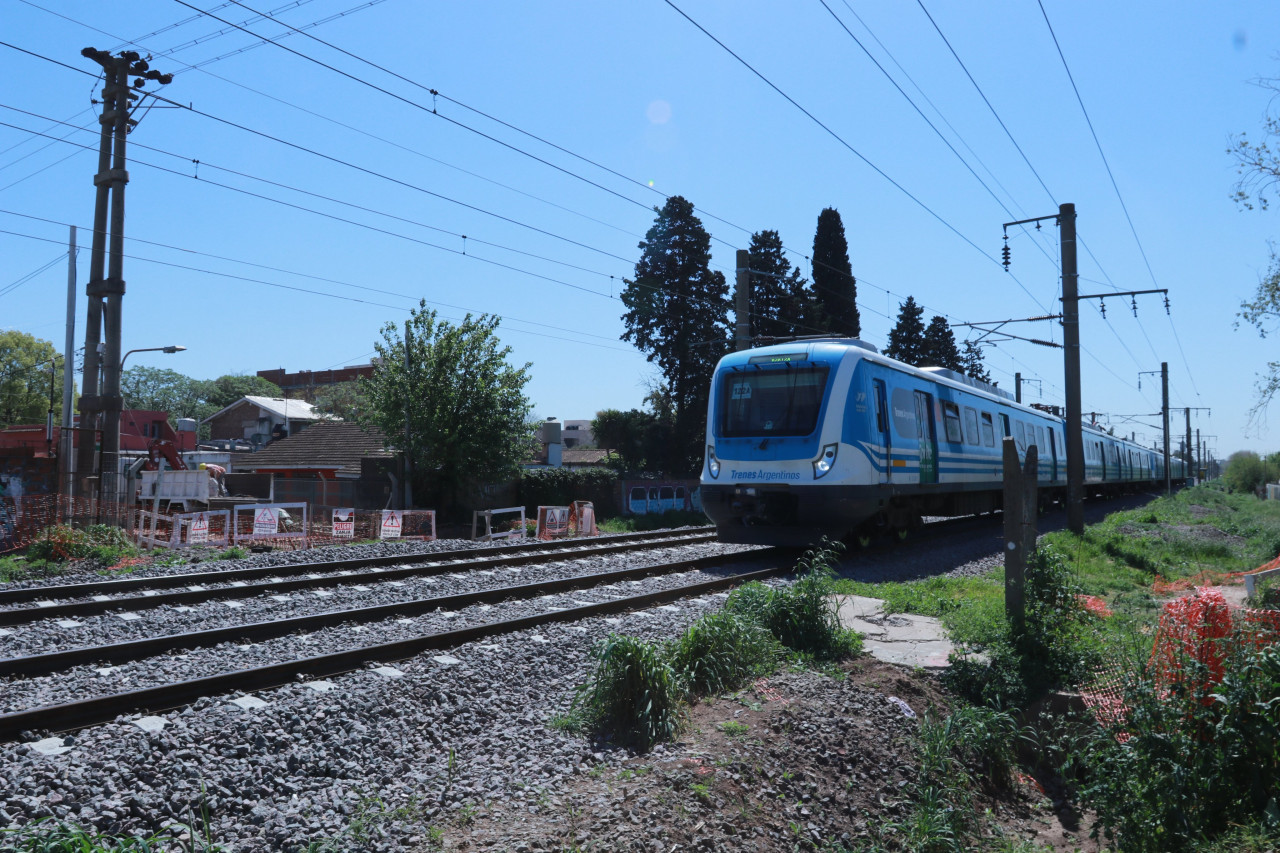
[883,296,927,366]
[961,340,994,384]
[748,230,810,341]
[620,196,729,474]
[922,316,963,371]
[811,208,860,338]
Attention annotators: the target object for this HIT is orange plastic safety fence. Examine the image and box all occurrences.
[1152,570,1249,595]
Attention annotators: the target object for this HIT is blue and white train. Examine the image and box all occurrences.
[700,339,1184,546]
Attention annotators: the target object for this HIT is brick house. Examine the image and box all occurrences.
[202,396,331,449]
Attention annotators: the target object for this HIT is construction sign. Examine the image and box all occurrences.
[253,507,278,535]
[189,512,209,544]
[333,508,355,539]
[536,506,571,540]
[380,509,402,540]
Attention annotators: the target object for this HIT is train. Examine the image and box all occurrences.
[700,338,1185,546]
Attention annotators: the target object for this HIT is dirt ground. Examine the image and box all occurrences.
[437,660,1105,852]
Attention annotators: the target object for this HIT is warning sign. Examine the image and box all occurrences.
[253,507,278,535]
[190,512,209,544]
[537,506,570,540]
[333,508,355,539]
[380,509,402,540]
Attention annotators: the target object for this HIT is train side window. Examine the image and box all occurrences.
[999,413,1011,438]
[872,379,888,434]
[962,407,979,446]
[1014,421,1026,455]
[980,412,995,446]
[1035,425,1045,452]
[942,402,963,444]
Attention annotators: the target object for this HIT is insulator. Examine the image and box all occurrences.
[1001,239,1011,270]
[1099,298,1106,318]
[1164,295,1170,315]
[1131,296,1138,317]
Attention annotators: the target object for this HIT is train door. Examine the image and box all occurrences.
[913,390,938,484]
[873,379,891,483]
[628,486,647,514]
[1049,429,1059,480]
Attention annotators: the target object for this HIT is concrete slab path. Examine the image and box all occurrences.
[833,595,957,670]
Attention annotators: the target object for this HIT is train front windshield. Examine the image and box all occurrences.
[720,366,830,437]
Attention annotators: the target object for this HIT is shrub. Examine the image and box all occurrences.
[725,539,862,661]
[519,467,619,516]
[576,633,683,749]
[1082,638,1280,852]
[667,610,780,696]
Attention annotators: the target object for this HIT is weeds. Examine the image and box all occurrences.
[574,633,683,750]
[666,610,779,696]
[0,818,218,851]
[23,524,140,567]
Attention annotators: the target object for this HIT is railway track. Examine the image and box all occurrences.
[0,530,780,740]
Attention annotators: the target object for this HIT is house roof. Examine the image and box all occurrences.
[563,449,610,466]
[232,421,394,477]
[200,395,331,425]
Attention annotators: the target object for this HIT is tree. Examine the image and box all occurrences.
[883,296,927,366]
[312,381,368,421]
[620,196,729,474]
[0,331,63,428]
[747,229,811,341]
[1231,73,1280,423]
[922,316,963,371]
[1221,450,1279,494]
[202,374,282,411]
[362,302,533,514]
[592,408,658,474]
[960,340,994,384]
[121,369,282,435]
[811,208,860,338]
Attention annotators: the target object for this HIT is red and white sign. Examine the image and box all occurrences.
[380,509,402,539]
[537,506,570,540]
[333,508,355,539]
[253,507,278,535]
[190,511,209,544]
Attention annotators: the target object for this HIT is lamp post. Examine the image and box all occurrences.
[102,345,186,522]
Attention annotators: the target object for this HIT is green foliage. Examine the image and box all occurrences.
[0,555,59,583]
[922,315,963,371]
[667,610,780,696]
[519,467,618,516]
[717,720,750,737]
[362,303,534,515]
[943,546,1102,710]
[748,229,814,341]
[214,546,247,561]
[591,408,671,474]
[620,196,729,475]
[961,340,993,384]
[310,381,367,421]
[575,633,683,750]
[24,525,138,565]
[1081,640,1280,852]
[0,330,63,428]
[811,207,859,338]
[0,817,217,851]
[1222,449,1280,494]
[883,296,927,366]
[726,539,863,661]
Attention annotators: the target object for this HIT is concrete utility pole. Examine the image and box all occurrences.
[1184,407,1192,479]
[1015,372,1022,404]
[76,48,171,519]
[402,319,414,510]
[60,226,77,509]
[1161,362,1171,494]
[1059,204,1085,535]
[734,249,750,351]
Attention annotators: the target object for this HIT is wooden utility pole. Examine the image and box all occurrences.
[734,249,750,351]
[1003,439,1039,635]
[77,48,171,520]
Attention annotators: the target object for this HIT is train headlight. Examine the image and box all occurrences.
[707,445,721,479]
[813,443,839,479]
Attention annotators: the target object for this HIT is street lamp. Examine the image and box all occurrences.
[101,344,186,521]
[120,344,186,371]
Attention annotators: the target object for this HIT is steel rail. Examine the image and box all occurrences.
[0,532,716,625]
[0,563,785,740]
[0,551,768,678]
[0,526,716,606]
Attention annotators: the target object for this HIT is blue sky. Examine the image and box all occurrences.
[1,0,1276,461]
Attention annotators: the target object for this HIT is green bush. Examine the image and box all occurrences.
[725,540,862,661]
[943,545,1102,709]
[519,467,619,516]
[24,524,138,566]
[1081,640,1280,852]
[667,610,780,696]
[576,633,683,749]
